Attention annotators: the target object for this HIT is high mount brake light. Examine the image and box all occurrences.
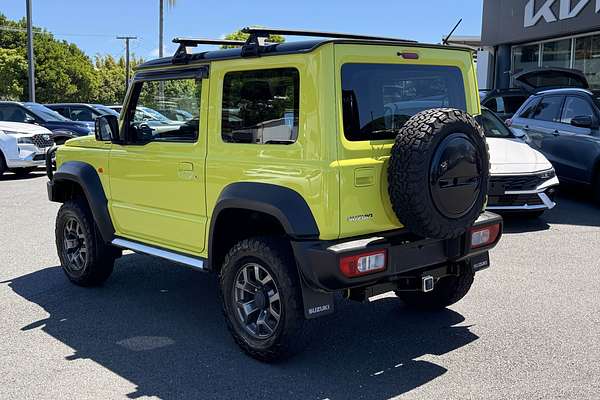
[470,224,500,249]
[339,250,387,278]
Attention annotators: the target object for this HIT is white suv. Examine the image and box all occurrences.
[0,121,54,177]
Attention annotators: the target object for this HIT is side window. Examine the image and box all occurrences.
[52,106,70,119]
[517,97,541,119]
[125,77,201,143]
[531,96,564,122]
[70,107,95,121]
[0,105,29,123]
[561,96,595,124]
[221,68,299,144]
[484,98,498,112]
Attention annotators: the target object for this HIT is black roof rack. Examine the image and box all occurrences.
[240,26,416,57]
[170,27,417,63]
[172,37,247,63]
[241,26,416,43]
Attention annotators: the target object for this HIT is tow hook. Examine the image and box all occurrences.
[422,275,435,292]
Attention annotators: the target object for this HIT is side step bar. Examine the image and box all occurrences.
[112,238,206,270]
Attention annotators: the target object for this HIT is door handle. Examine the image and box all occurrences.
[177,162,194,180]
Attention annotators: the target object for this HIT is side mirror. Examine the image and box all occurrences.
[571,115,594,128]
[95,115,119,142]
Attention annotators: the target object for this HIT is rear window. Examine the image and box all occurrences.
[341,64,466,141]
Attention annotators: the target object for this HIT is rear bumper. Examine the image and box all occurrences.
[291,212,502,293]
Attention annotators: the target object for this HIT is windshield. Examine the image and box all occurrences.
[25,103,69,122]
[476,109,514,138]
[341,64,466,141]
[139,107,173,123]
[93,104,120,117]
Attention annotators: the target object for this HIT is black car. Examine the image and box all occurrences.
[0,101,93,144]
[509,88,600,202]
[46,103,119,122]
[481,68,589,121]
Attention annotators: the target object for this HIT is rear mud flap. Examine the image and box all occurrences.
[298,275,335,319]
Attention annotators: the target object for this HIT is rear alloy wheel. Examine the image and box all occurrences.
[233,263,282,339]
[220,237,308,362]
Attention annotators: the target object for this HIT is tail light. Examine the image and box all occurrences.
[470,224,501,249]
[340,250,386,278]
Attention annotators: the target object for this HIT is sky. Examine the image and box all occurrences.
[1,0,484,60]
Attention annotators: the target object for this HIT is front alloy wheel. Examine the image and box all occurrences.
[234,263,282,339]
[62,217,88,274]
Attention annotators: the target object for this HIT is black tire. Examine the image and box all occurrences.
[396,267,475,310]
[593,172,600,205]
[0,151,6,177]
[220,237,308,362]
[55,199,116,286]
[12,167,37,176]
[388,108,490,239]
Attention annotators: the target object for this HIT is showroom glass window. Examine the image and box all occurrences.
[512,44,539,76]
[575,34,600,89]
[541,39,571,69]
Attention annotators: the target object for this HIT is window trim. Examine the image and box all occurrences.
[220,67,301,145]
[121,68,206,145]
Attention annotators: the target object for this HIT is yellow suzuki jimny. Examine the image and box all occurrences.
[47,27,502,361]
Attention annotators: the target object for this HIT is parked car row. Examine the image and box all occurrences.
[0,101,197,177]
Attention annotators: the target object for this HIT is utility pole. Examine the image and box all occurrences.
[159,0,164,58]
[26,0,35,102]
[116,36,137,91]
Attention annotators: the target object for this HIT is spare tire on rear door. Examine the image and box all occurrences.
[387,108,489,240]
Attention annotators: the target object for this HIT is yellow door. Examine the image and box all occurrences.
[108,71,209,256]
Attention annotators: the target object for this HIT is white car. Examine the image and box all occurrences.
[0,121,54,177]
[477,108,560,217]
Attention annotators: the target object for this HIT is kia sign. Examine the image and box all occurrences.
[482,0,600,45]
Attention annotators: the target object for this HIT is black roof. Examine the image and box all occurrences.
[137,38,471,70]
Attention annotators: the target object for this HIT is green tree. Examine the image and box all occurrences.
[0,48,27,100]
[0,13,96,103]
[221,30,285,49]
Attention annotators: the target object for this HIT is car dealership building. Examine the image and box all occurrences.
[480,0,600,90]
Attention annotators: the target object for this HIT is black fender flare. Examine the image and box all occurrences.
[210,182,319,238]
[208,182,319,264]
[47,161,114,243]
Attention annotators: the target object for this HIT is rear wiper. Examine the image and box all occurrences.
[369,128,403,135]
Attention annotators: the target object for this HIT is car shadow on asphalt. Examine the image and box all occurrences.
[3,254,478,400]
[0,171,46,181]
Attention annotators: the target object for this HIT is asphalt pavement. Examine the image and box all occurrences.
[1,172,599,400]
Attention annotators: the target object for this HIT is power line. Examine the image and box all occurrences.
[0,25,141,39]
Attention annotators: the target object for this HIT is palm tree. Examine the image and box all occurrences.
[159,0,176,58]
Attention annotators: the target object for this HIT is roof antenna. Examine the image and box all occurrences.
[442,18,462,45]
